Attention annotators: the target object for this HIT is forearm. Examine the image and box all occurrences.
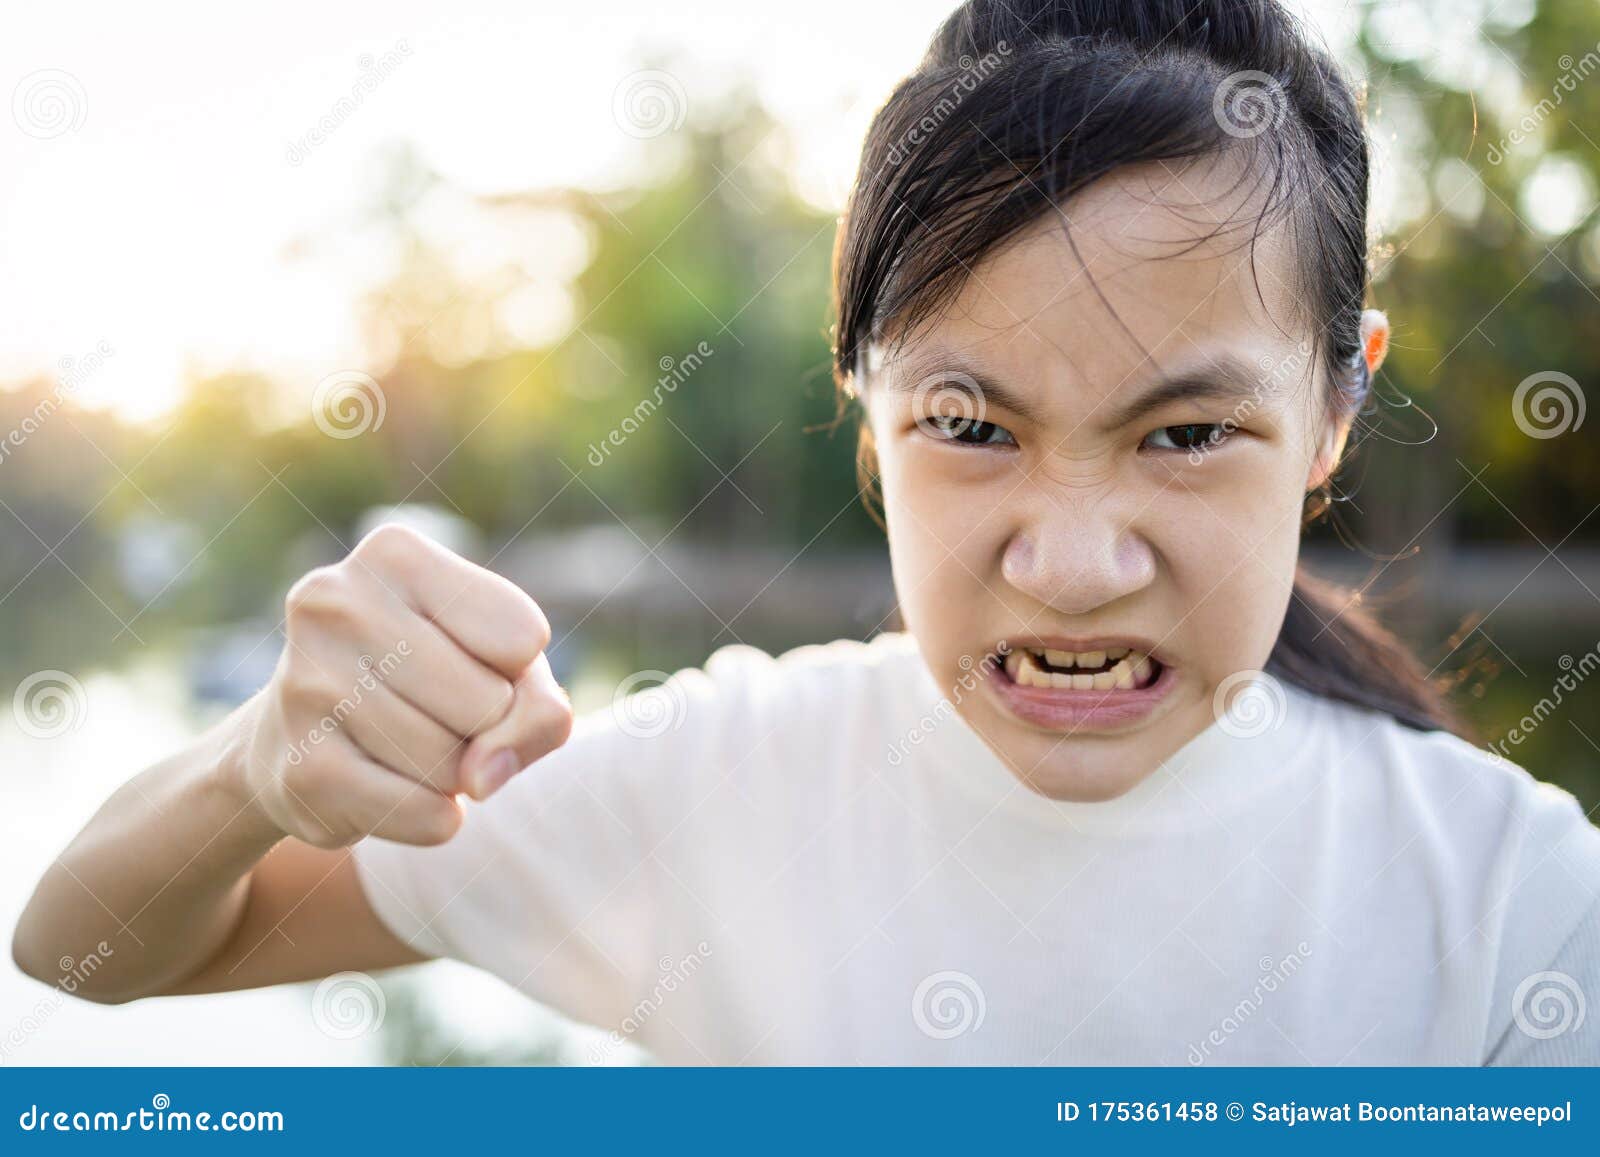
[11,696,285,1003]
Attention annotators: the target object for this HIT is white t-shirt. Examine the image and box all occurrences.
[352,632,1600,1065]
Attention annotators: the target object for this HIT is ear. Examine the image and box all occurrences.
[1360,308,1390,377]
[1307,309,1389,491]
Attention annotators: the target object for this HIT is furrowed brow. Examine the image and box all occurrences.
[1100,354,1267,430]
[882,353,1047,425]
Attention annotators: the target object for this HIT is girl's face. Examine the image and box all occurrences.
[865,160,1347,802]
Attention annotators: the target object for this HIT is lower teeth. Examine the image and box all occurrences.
[1007,649,1156,690]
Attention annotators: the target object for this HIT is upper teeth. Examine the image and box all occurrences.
[1005,647,1152,690]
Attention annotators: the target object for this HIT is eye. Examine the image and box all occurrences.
[1142,422,1229,453]
[920,415,1017,446]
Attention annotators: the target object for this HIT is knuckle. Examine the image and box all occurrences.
[507,684,574,751]
[353,522,423,567]
[285,567,336,619]
[515,600,552,658]
[537,691,576,747]
[285,567,358,629]
[281,747,332,794]
[281,664,342,711]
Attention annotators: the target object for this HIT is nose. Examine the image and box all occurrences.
[1000,491,1157,615]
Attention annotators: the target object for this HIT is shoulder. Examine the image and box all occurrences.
[553,631,931,802]
[1315,693,1596,864]
[638,631,930,741]
[700,630,926,691]
[1309,690,1600,977]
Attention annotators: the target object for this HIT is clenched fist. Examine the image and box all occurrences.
[231,523,574,848]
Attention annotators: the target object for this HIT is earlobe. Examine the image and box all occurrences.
[1305,309,1386,492]
[1306,424,1347,493]
[1360,308,1389,377]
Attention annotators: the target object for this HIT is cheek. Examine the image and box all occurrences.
[876,440,1011,636]
[1156,453,1306,677]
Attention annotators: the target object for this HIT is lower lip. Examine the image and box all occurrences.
[985,656,1178,732]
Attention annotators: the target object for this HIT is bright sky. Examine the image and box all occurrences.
[2,0,1374,423]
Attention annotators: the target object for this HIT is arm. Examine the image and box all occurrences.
[12,524,574,1004]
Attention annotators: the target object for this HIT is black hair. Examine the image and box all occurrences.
[831,0,1464,735]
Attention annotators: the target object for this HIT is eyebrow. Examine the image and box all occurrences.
[884,349,1271,430]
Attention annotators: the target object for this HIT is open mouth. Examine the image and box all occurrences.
[1001,645,1162,692]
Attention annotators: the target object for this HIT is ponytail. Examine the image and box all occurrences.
[1271,566,1466,737]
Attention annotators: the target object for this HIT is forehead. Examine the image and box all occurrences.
[880,155,1311,410]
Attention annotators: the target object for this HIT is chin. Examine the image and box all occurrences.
[997,732,1161,803]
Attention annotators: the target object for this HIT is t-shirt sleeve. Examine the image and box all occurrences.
[1485,898,1600,1065]
[348,646,764,1035]
[1482,779,1600,1065]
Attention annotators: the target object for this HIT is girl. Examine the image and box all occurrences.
[16,0,1600,1065]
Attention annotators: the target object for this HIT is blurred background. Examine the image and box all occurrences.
[3,0,1597,1065]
